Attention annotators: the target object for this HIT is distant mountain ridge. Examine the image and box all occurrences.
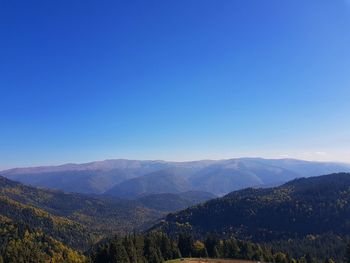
[1,158,350,197]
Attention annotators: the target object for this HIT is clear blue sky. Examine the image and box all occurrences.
[1,0,350,169]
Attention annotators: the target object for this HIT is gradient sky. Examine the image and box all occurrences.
[1,0,350,169]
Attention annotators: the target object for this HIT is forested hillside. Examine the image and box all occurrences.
[89,231,348,263]
[0,217,86,263]
[90,231,282,263]
[153,173,350,260]
[0,175,216,251]
[136,191,216,212]
[2,173,350,262]
[0,176,163,249]
[0,195,92,250]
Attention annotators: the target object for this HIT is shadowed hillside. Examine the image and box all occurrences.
[154,173,350,242]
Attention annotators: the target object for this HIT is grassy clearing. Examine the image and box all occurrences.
[166,258,257,263]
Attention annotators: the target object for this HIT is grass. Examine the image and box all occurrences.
[166,258,257,263]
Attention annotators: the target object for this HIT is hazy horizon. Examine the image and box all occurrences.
[1,154,350,171]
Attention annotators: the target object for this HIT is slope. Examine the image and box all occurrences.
[154,173,350,242]
[0,176,163,249]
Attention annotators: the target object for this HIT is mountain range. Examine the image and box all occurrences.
[1,158,350,198]
[1,163,350,261]
[154,172,350,243]
[0,175,213,251]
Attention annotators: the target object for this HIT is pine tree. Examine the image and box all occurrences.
[240,243,254,260]
[159,234,172,260]
[123,236,138,263]
[305,253,316,263]
[170,241,181,259]
[346,243,350,263]
[204,235,219,258]
[222,239,240,259]
[178,234,193,258]
[144,236,163,263]
[109,239,131,263]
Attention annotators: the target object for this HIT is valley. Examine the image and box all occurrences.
[2,158,349,197]
[1,161,350,262]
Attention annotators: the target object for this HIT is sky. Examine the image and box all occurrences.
[0,0,350,169]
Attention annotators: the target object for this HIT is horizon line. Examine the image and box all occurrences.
[1,156,350,171]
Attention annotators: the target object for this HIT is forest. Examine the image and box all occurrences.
[90,232,350,263]
[1,173,350,262]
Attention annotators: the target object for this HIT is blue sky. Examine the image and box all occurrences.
[1,0,350,169]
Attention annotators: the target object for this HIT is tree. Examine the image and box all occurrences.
[240,243,254,260]
[123,236,138,263]
[204,235,219,258]
[159,234,173,260]
[274,252,288,263]
[192,241,208,258]
[305,253,316,263]
[144,235,163,263]
[324,258,335,263]
[170,241,181,259]
[346,242,350,263]
[109,240,131,263]
[222,239,240,259]
[178,234,193,258]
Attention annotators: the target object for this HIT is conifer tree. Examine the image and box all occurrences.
[178,234,193,258]
[346,243,350,263]
[109,240,131,263]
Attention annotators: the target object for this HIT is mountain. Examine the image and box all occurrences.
[2,172,350,262]
[0,175,216,250]
[0,159,173,194]
[188,158,299,195]
[0,217,86,263]
[105,158,350,198]
[136,191,216,212]
[0,194,92,250]
[0,175,164,249]
[105,167,195,198]
[2,158,350,197]
[153,173,350,243]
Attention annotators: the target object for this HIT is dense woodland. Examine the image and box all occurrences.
[89,232,350,263]
[0,177,164,241]
[1,173,350,262]
[0,217,85,263]
[156,173,350,240]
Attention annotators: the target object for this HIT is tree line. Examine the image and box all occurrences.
[90,232,349,263]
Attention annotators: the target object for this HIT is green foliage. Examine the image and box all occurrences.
[0,220,86,263]
[89,231,310,263]
[155,173,350,261]
[0,175,163,250]
[192,240,208,258]
[137,192,216,212]
[345,242,350,263]
[2,173,350,262]
[274,252,288,263]
[0,195,92,250]
[269,233,348,262]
